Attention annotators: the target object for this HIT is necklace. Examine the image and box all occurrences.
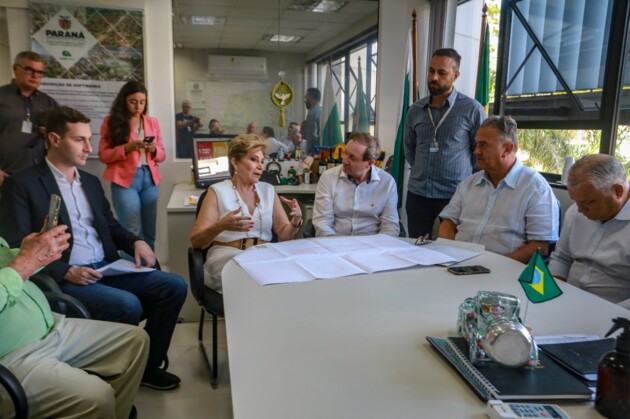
[232,180,263,239]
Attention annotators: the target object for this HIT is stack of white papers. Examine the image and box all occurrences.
[96,259,156,276]
[233,235,481,286]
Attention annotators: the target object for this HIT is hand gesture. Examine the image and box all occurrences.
[220,208,253,232]
[280,196,302,225]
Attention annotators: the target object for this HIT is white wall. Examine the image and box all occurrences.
[453,0,484,98]
[375,0,430,153]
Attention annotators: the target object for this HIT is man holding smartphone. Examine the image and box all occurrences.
[0,106,187,391]
[438,116,559,263]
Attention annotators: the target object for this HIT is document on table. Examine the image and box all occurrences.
[233,235,466,286]
[96,259,155,276]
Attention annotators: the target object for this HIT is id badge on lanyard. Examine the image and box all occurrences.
[427,105,453,153]
[21,96,33,133]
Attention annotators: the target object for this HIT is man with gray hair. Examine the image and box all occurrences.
[313,132,399,237]
[175,99,202,159]
[438,116,559,263]
[0,51,58,185]
[549,154,630,309]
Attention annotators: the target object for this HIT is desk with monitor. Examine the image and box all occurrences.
[222,242,630,419]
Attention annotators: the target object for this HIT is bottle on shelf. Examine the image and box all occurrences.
[288,165,297,180]
[304,169,310,185]
[319,151,327,177]
[596,317,630,419]
[326,151,335,170]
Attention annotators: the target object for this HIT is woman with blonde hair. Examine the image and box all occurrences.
[190,134,302,291]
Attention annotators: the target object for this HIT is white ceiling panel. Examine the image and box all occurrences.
[172,0,378,53]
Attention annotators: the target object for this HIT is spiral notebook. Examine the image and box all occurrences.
[426,336,593,401]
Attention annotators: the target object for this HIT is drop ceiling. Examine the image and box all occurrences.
[171,0,379,53]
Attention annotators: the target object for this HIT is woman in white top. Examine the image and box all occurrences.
[190,134,303,291]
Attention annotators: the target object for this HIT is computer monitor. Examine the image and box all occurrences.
[192,134,236,189]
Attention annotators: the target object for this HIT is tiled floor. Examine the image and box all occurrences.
[134,320,233,419]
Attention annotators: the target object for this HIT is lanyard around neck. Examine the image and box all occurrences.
[427,101,454,138]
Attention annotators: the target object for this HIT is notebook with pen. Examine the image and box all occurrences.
[427,336,593,401]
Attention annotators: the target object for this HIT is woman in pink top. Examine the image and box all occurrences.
[99,81,165,249]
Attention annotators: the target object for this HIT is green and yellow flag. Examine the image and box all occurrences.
[518,250,563,303]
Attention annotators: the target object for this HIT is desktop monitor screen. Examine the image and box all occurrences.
[192,134,235,189]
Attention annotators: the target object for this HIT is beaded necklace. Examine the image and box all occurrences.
[232,180,263,239]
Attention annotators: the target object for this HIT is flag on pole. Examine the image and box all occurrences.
[518,250,563,303]
[391,28,416,209]
[352,57,369,132]
[475,21,490,111]
[321,61,344,147]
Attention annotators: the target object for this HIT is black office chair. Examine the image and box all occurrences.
[188,189,224,388]
[0,291,90,419]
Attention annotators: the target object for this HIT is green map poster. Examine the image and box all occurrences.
[30,2,144,156]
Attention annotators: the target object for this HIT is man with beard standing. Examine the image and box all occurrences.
[304,87,321,154]
[404,48,486,238]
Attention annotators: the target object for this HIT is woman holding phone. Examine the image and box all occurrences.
[99,81,165,249]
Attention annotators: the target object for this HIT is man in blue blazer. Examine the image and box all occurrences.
[0,106,187,391]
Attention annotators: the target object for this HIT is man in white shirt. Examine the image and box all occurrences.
[286,128,307,155]
[313,133,399,237]
[549,154,630,309]
[438,116,559,263]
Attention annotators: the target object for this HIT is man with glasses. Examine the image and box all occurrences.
[313,133,399,237]
[0,51,58,186]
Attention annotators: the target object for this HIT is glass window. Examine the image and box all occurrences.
[310,31,377,135]
[498,0,614,123]
[518,129,601,175]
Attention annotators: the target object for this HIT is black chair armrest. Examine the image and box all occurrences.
[0,364,28,419]
[302,219,315,239]
[188,247,207,304]
[30,272,62,293]
[44,292,91,319]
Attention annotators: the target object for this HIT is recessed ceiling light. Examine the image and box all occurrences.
[180,15,226,25]
[262,34,302,43]
[289,0,347,13]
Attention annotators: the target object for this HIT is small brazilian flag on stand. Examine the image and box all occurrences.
[518,250,563,303]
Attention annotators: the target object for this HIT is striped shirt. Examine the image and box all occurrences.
[404,88,486,199]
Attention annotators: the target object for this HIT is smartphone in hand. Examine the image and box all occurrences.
[143,136,155,143]
[46,194,61,231]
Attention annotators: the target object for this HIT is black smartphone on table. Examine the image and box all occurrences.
[447,265,491,275]
[143,136,155,143]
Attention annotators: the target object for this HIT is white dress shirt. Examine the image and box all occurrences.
[439,159,559,255]
[549,200,630,309]
[313,165,399,237]
[45,159,105,265]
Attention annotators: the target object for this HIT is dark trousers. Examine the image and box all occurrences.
[405,191,451,238]
[61,264,188,373]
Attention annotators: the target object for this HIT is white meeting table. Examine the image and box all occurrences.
[222,241,630,419]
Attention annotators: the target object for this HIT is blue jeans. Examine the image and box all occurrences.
[111,166,158,249]
[60,264,188,372]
